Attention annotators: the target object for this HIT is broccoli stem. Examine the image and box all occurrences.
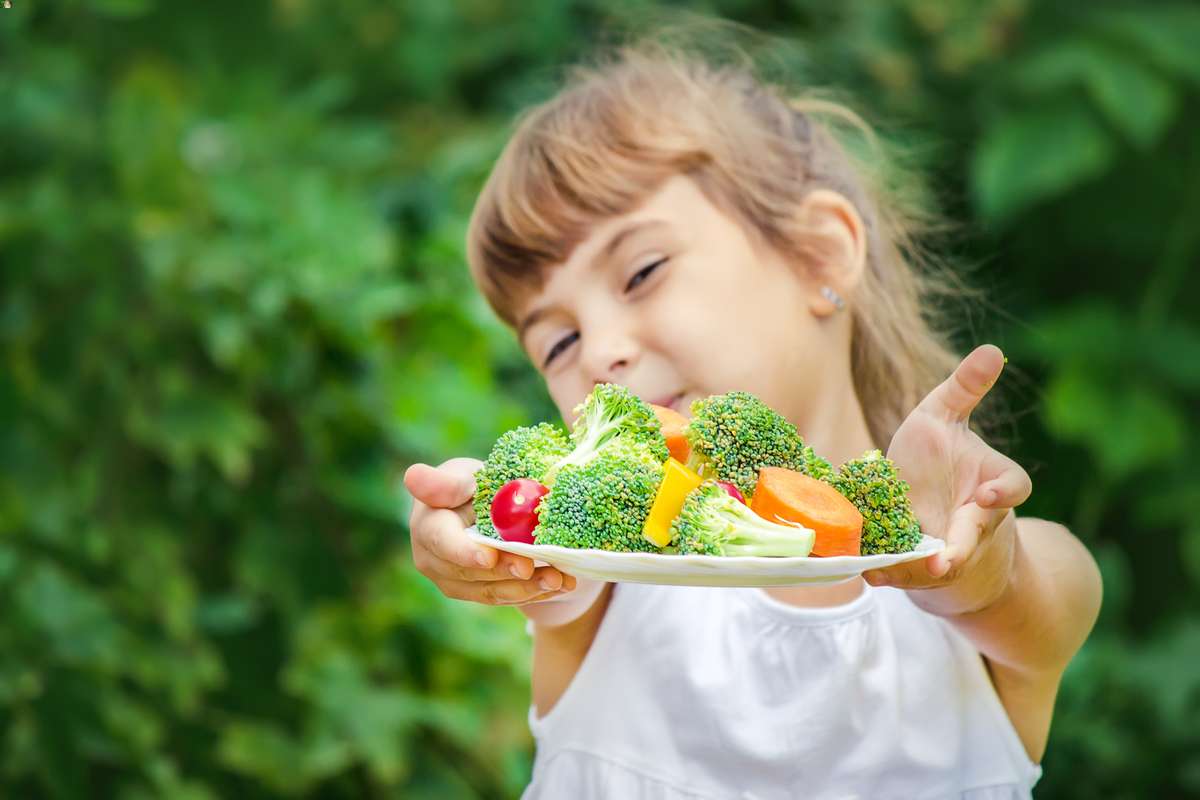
[722,515,814,556]
[544,407,625,485]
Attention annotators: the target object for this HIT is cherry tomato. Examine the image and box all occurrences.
[490,478,550,543]
[716,480,747,505]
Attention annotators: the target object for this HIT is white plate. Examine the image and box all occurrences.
[465,526,944,587]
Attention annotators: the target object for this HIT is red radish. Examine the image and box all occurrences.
[716,480,747,505]
[491,478,549,543]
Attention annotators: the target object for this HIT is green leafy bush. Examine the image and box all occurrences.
[2,1,1198,797]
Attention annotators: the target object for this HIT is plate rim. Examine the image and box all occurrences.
[463,525,943,568]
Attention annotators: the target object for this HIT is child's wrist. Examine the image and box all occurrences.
[912,510,1018,618]
[516,576,606,628]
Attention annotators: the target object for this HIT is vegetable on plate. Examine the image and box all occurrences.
[650,403,691,463]
[490,478,550,544]
[642,458,705,547]
[750,467,863,556]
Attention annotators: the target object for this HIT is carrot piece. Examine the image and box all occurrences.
[651,404,691,463]
[750,467,864,557]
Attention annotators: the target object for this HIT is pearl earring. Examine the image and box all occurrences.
[820,286,845,311]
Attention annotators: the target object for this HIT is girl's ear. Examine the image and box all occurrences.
[795,189,867,316]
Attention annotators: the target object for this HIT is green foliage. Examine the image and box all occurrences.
[2,0,1198,797]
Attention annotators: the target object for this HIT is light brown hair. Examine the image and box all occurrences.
[466,29,987,450]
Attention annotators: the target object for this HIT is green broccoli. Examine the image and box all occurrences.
[684,391,812,497]
[473,423,571,539]
[670,481,815,557]
[802,444,835,483]
[543,383,669,485]
[533,444,665,552]
[831,449,922,554]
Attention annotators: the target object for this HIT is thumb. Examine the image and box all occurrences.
[919,344,1005,424]
[403,460,479,510]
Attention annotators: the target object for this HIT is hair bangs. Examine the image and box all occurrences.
[467,56,716,328]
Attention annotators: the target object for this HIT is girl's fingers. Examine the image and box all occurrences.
[975,452,1032,510]
[415,506,499,571]
[414,507,545,583]
[426,546,555,584]
[438,567,578,606]
[864,502,996,589]
[929,502,993,577]
[403,458,481,510]
[919,344,1005,424]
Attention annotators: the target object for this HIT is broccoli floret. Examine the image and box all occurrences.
[684,391,810,497]
[831,449,922,554]
[670,481,815,557]
[802,444,835,483]
[533,446,664,552]
[473,423,571,539]
[543,383,669,484]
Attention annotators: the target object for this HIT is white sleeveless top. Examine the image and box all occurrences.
[522,581,1042,800]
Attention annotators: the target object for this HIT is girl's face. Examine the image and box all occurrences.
[516,174,854,439]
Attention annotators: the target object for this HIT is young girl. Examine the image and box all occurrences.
[403,35,1101,800]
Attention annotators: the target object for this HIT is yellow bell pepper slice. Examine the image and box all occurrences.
[642,458,705,547]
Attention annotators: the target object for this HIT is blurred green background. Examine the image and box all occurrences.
[3,0,1199,797]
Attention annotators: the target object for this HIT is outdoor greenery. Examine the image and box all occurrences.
[2,1,1198,797]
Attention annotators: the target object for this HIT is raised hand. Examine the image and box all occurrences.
[865,345,1032,614]
[404,458,576,605]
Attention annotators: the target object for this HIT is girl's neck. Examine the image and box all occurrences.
[800,370,880,469]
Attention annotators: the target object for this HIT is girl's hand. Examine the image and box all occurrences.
[865,344,1032,616]
[403,458,577,605]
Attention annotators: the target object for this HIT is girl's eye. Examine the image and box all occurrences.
[624,257,667,293]
[543,331,579,367]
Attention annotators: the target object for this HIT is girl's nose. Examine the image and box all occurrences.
[580,327,641,385]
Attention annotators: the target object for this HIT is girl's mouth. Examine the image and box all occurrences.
[652,392,685,413]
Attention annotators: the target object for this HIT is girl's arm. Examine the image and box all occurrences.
[517,576,608,628]
[917,512,1101,762]
[523,580,614,720]
[869,345,1104,761]
[875,511,1101,763]
[944,514,1101,681]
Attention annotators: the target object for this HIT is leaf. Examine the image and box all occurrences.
[1122,621,1200,733]
[16,564,123,670]
[194,594,260,635]
[1020,304,1200,390]
[1092,542,1132,626]
[91,0,155,18]
[1095,5,1200,85]
[1042,365,1187,481]
[217,722,333,794]
[1135,478,1200,529]
[107,61,190,205]
[972,100,1115,223]
[1143,318,1200,390]
[1013,37,1178,149]
[283,652,423,784]
[125,380,267,484]
[1019,303,1130,368]
[1182,524,1200,589]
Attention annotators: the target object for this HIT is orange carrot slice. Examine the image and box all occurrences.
[750,467,864,557]
[651,404,691,463]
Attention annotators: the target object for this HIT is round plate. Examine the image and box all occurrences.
[465,526,944,587]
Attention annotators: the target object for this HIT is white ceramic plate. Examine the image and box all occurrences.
[465,526,944,587]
